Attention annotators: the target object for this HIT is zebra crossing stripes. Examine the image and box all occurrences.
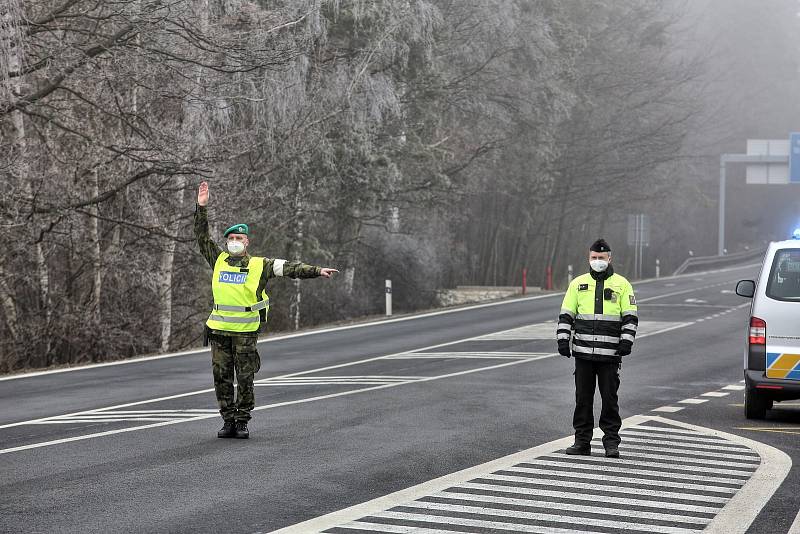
[275,417,775,534]
[30,409,218,424]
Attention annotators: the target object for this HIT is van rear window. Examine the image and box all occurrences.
[766,249,800,301]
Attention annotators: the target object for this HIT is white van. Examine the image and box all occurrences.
[736,239,800,419]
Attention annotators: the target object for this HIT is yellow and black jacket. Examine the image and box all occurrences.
[557,266,638,363]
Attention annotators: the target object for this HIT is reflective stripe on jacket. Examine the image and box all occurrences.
[206,252,269,333]
[557,269,638,362]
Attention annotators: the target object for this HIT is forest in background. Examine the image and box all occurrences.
[2,0,796,372]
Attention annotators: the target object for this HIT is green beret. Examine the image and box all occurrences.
[223,223,249,237]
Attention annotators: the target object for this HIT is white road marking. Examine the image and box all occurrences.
[452,482,725,513]
[501,466,739,493]
[549,454,755,477]
[619,436,754,453]
[653,406,685,412]
[702,391,730,397]
[517,459,744,484]
[392,502,705,534]
[622,429,746,446]
[427,490,714,524]
[584,449,762,469]
[789,506,800,534]
[480,473,730,503]
[679,398,710,404]
[1,263,759,382]
[587,444,760,462]
[723,385,746,391]
[385,352,548,360]
[0,316,708,453]
[271,416,788,534]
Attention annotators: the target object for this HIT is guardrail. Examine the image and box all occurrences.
[672,247,766,276]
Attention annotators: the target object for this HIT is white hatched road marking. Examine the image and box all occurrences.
[618,436,754,452]
[500,466,740,493]
[426,490,714,524]
[551,453,756,477]
[272,416,790,534]
[478,474,731,503]
[451,482,725,514]
[521,459,748,485]
[621,429,753,446]
[255,376,425,386]
[29,409,219,425]
[393,501,706,534]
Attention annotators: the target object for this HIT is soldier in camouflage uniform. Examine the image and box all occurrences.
[195,181,338,439]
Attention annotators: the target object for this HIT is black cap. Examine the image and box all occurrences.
[590,239,611,253]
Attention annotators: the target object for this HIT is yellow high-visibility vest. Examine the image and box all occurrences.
[558,272,638,359]
[206,253,269,333]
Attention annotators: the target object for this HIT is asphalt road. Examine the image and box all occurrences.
[1,263,798,534]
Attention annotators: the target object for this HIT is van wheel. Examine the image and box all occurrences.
[744,387,768,419]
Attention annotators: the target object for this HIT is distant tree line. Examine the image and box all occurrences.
[1,0,707,372]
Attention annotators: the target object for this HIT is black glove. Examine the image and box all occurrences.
[617,340,632,356]
[558,340,571,357]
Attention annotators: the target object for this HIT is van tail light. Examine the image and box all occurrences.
[749,317,766,345]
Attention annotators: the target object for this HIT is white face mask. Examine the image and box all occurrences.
[227,240,246,255]
[590,259,609,272]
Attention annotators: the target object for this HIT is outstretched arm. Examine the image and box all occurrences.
[195,181,222,268]
[265,259,338,280]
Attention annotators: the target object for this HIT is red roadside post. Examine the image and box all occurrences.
[522,268,527,295]
[546,265,553,290]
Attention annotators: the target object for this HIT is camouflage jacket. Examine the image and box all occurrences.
[195,204,321,336]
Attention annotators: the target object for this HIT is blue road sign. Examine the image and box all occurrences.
[791,132,800,183]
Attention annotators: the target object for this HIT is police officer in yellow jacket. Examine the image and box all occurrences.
[557,239,638,458]
[196,181,338,439]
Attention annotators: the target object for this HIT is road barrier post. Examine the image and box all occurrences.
[385,279,392,316]
[655,258,660,278]
[522,268,527,295]
[567,264,573,284]
[546,265,553,291]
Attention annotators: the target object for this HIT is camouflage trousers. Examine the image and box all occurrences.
[210,334,261,422]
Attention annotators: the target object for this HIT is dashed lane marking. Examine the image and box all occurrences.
[702,391,730,397]
[270,416,790,534]
[723,385,745,391]
[653,406,685,413]
[679,398,709,404]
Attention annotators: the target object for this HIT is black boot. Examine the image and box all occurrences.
[217,420,236,438]
[565,443,591,455]
[235,421,249,439]
[605,446,620,458]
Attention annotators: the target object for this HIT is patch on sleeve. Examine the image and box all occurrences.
[578,283,589,291]
[629,294,636,305]
[273,259,286,277]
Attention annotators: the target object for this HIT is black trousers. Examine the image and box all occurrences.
[573,357,621,448]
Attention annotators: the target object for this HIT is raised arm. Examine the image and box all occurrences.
[195,181,222,268]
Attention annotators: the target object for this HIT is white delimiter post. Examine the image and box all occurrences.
[385,279,392,316]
